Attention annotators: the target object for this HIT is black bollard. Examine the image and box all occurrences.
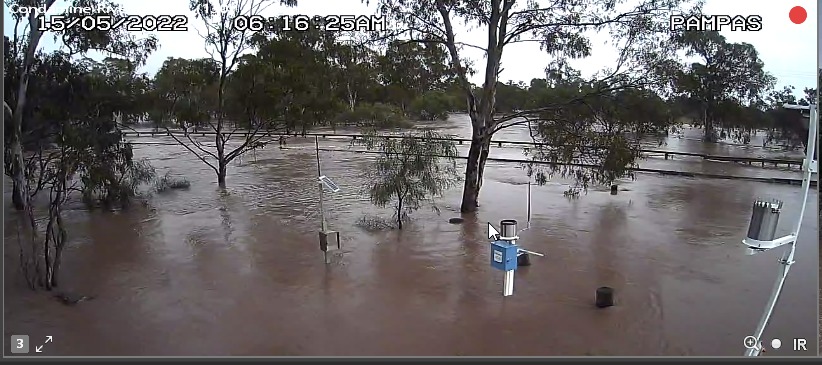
[517,252,531,266]
[610,184,618,195]
[595,286,614,308]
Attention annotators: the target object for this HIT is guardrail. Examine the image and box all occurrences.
[307,147,816,188]
[122,130,805,169]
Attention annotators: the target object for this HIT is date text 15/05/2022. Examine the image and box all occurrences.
[232,15,385,32]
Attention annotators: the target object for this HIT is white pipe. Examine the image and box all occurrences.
[744,104,817,356]
[517,248,545,257]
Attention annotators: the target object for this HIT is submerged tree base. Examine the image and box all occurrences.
[53,292,95,306]
[355,215,395,232]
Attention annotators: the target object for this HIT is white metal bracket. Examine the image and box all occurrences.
[742,234,796,251]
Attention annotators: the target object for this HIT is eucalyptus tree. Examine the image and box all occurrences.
[328,33,382,111]
[378,40,454,111]
[150,57,220,132]
[368,0,702,212]
[671,30,774,142]
[243,25,343,133]
[175,0,298,188]
[4,0,157,211]
[4,49,155,289]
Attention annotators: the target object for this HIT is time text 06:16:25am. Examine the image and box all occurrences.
[232,15,385,32]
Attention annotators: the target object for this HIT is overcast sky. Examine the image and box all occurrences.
[3,0,818,93]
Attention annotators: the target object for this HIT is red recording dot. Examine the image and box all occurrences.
[789,6,807,24]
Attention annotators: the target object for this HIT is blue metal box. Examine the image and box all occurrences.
[490,240,518,271]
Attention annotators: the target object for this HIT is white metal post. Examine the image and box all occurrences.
[318,183,327,231]
[316,136,330,264]
[503,270,514,296]
[744,104,817,356]
[527,181,532,229]
[506,234,517,297]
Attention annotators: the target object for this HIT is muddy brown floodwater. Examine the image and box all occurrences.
[4,116,819,356]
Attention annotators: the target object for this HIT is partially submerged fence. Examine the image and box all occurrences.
[127,138,816,187]
[123,130,806,170]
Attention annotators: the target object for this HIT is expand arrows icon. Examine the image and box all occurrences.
[35,336,52,353]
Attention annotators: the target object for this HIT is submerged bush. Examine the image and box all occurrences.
[154,171,191,193]
[354,130,461,229]
[81,155,157,210]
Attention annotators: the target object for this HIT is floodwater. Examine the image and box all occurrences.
[4,115,818,356]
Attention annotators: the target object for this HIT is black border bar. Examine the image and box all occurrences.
[2,357,822,363]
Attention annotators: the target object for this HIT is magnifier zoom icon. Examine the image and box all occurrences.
[743,336,760,350]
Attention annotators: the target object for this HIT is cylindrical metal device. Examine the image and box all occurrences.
[746,200,782,241]
[517,252,531,266]
[500,219,518,240]
[596,286,614,308]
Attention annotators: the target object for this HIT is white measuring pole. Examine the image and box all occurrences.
[526,181,532,229]
[316,136,330,264]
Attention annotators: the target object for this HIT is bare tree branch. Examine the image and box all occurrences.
[164,127,219,172]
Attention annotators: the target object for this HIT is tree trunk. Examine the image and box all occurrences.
[215,57,229,188]
[461,129,483,212]
[216,115,227,188]
[216,136,227,187]
[300,107,308,136]
[46,186,65,289]
[347,83,356,111]
[436,0,504,213]
[396,197,403,229]
[43,210,55,290]
[703,108,716,143]
[460,117,494,212]
[9,20,46,211]
[217,162,227,188]
[10,140,27,210]
[51,243,63,288]
[51,208,67,288]
[51,247,62,288]
[474,133,492,203]
[23,204,43,288]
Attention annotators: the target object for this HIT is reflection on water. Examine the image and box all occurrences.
[3,116,818,356]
